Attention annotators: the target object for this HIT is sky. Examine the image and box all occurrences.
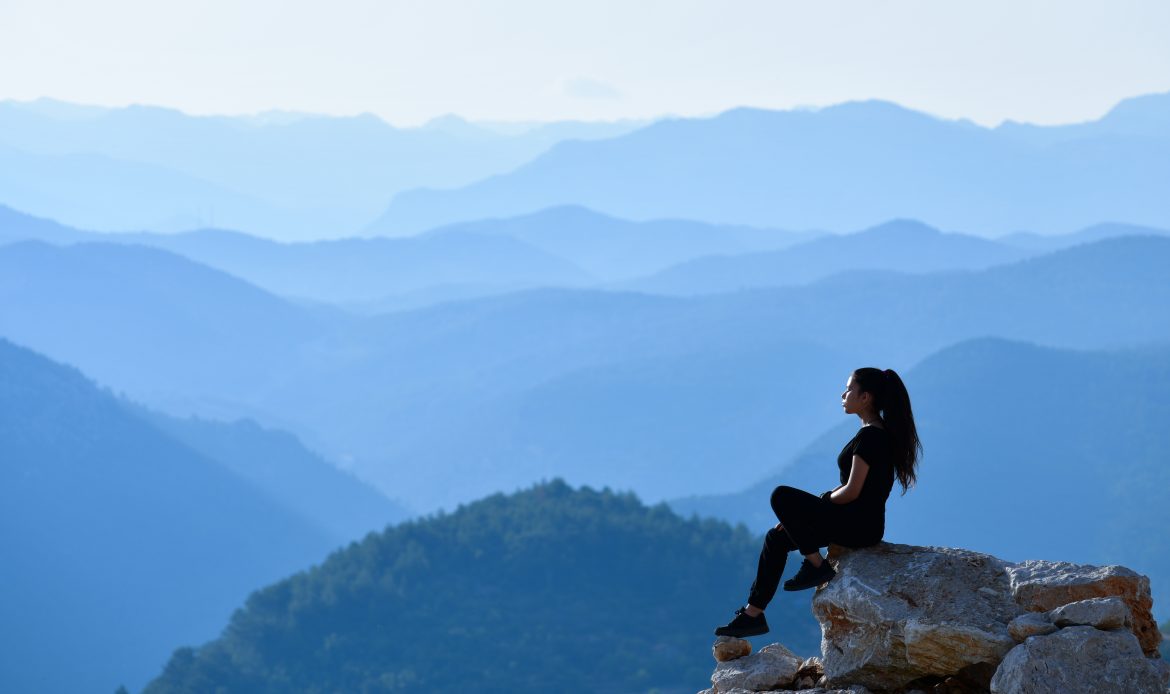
[1,0,1168,127]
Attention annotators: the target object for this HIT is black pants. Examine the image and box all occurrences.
[747,485,881,609]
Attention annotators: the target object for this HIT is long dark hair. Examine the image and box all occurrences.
[853,367,921,493]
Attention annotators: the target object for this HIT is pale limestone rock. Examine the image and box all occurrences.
[713,636,753,662]
[1006,559,1161,655]
[793,655,824,689]
[1046,595,1131,631]
[812,543,1017,691]
[1006,612,1056,642]
[709,642,802,693]
[989,626,1164,693]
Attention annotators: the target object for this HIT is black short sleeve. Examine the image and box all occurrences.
[853,426,889,469]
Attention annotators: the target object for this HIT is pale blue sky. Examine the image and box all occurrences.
[1,0,1167,126]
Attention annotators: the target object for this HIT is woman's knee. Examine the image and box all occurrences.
[771,485,797,514]
[764,526,796,552]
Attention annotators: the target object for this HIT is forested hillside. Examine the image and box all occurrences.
[145,481,822,693]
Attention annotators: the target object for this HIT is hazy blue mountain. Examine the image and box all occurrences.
[0,143,288,233]
[0,339,338,694]
[995,221,1170,252]
[368,94,1170,236]
[106,227,593,303]
[144,412,411,537]
[622,219,1031,295]
[143,481,823,693]
[242,236,1170,510]
[422,205,822,281]
[670,337,1170,619]
[0,204,591,305]
[0,203,90,244]
[365,341,857,508]
[5,235,1168,512]
[0,241,334,410]
[995,92,1170,145]
[0,99,644,238]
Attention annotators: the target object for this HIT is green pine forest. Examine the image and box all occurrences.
[144,481,822,693]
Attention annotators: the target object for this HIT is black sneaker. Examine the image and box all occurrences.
[783,559,836,591]
[713,607,769,638]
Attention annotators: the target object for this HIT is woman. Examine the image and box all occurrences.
[714,367,921,638]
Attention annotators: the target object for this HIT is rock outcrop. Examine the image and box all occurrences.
[701,542,1166,694]
[990,626,1163,694]
[1005,559,1160,654]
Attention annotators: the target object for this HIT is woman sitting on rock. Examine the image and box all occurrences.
[715,367,922,638]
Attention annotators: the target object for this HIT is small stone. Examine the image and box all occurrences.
[713,635,753,662]
[1007,612,1056,642]
[710,641,802,692]
[1047,596,1131,631]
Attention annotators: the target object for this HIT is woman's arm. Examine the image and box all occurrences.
[829,456,870,504]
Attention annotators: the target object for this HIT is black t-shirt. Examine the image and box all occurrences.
[836,425,896,526]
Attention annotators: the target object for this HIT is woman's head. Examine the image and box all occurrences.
[844,367,922,493]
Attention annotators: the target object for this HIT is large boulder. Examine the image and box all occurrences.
[1006,560,1160,655]
[989,626,1165,693]
[812,543,1018,690]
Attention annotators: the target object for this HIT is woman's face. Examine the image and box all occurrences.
[840,374,869,415]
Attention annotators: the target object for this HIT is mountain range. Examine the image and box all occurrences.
[370,94,1170,236]
[3,231,1168,511]
[0,99,642,238]
[5,204,1167,311]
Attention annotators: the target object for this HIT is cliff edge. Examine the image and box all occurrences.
[702,543,1169,694]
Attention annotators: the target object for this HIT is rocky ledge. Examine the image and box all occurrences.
[701,543,1169,694]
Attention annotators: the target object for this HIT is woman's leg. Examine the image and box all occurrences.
[746,525,799,610]
[771,485,832,559]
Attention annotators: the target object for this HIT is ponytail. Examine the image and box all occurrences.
[853,367,922,493]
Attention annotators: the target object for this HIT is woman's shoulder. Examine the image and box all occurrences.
[856,424,892,449]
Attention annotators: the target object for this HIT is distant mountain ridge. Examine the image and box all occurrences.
[3,230,1169,510]
[0,99,643,238]
[369,93,1170,236]
[422,204,822,281]
[621,218,1034,295]
[5,203,1168,309]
